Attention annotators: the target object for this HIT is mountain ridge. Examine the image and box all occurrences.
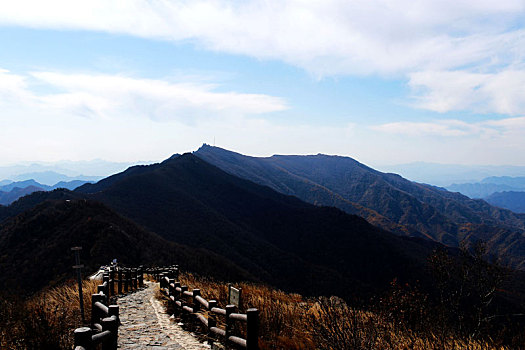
[4,153,446,299]
[194,145,525,269]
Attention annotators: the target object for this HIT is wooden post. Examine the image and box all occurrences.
[124,269,130,293]
[180,286,188,324]
[117,268,122,295]
[192,289,201,313]
[91,294,105,328]
[132,269,137,290]
[71,247,85,324]
[97,284,107,305]
[168,279,175,296]
[225,305,236,347]
[207,300,217,346]
[174,282,181,314]
[74,327,92,349]
[102,316,118,350]
[246,308,259,350]
[109,304,120,325]
[208,315,216,346]
[159,273,165,289]
[103,274,110,297]
[109,268,115,296]
[138,266,144,287]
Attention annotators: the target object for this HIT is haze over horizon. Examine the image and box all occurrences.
[1,1,525,166]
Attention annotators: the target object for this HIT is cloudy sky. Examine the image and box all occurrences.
[1,0,525,166]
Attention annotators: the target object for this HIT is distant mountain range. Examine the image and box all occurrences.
[9,171,101,185]
[445,176,525,213]
[0,160,143,183]
[485,192,525,214]
[447,176,525,198]
[378,162,525,187]
[0,179,94,205]
[446,182,523,199]
[194,145,525,269]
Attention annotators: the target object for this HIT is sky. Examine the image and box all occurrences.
[1,0,525,167]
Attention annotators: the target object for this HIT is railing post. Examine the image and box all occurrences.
[124,269,130,293]
[91,294,105,328]
[174,282,181,314]
[97,285,107,305]
[132,269,137,290]
[180,286,188,323]
[192,289,201,313]
[74,327,93,350]
[117,268,122,295]
[225,305,236,346]
[138,266,144,288]
[109,268,115,296]
[102,316,118,350]
[208,300,217,346]
[109,304,120,325]
[103,273,110,297]
[168,279,175,297]
[246,308,259,350]
[159,273,165,289]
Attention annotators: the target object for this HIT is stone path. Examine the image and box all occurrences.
[117,281,209,349]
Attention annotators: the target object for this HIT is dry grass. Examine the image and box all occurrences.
[157,273,514,350]
[1,279,99,349]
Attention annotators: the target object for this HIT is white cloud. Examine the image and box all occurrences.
[0,0,523,76]
[0,68,360,163]
[0,70,288,125]
[2,1,525,115]
[408,69,525,115]
[372,116,525,138]
[372,120,474,137]
[31,72,288,119]
[2,67,525,166]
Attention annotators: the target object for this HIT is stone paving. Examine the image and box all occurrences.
[117,281,209,349]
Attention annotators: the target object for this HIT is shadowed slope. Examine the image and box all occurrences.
[0,199,254,294]
[195,145,525,269]
[76,153,440,298]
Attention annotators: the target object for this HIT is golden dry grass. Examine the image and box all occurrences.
[0,276,149,349]
[156,273,512,350]
[0,279,100,349]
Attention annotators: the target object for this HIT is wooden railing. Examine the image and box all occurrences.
[73,264,144,350]
[153,266,259,350]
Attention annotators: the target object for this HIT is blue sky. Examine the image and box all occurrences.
[1,1,525,167]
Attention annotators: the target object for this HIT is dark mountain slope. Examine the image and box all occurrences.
[75,153,440,298]
[0,199,254,294]
[190,146,421,238]
[194,145,525,269]
[0,188,82,223]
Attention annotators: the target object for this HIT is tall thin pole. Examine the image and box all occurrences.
[71,246,85,324]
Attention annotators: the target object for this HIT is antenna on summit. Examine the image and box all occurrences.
[214,136,215,146]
